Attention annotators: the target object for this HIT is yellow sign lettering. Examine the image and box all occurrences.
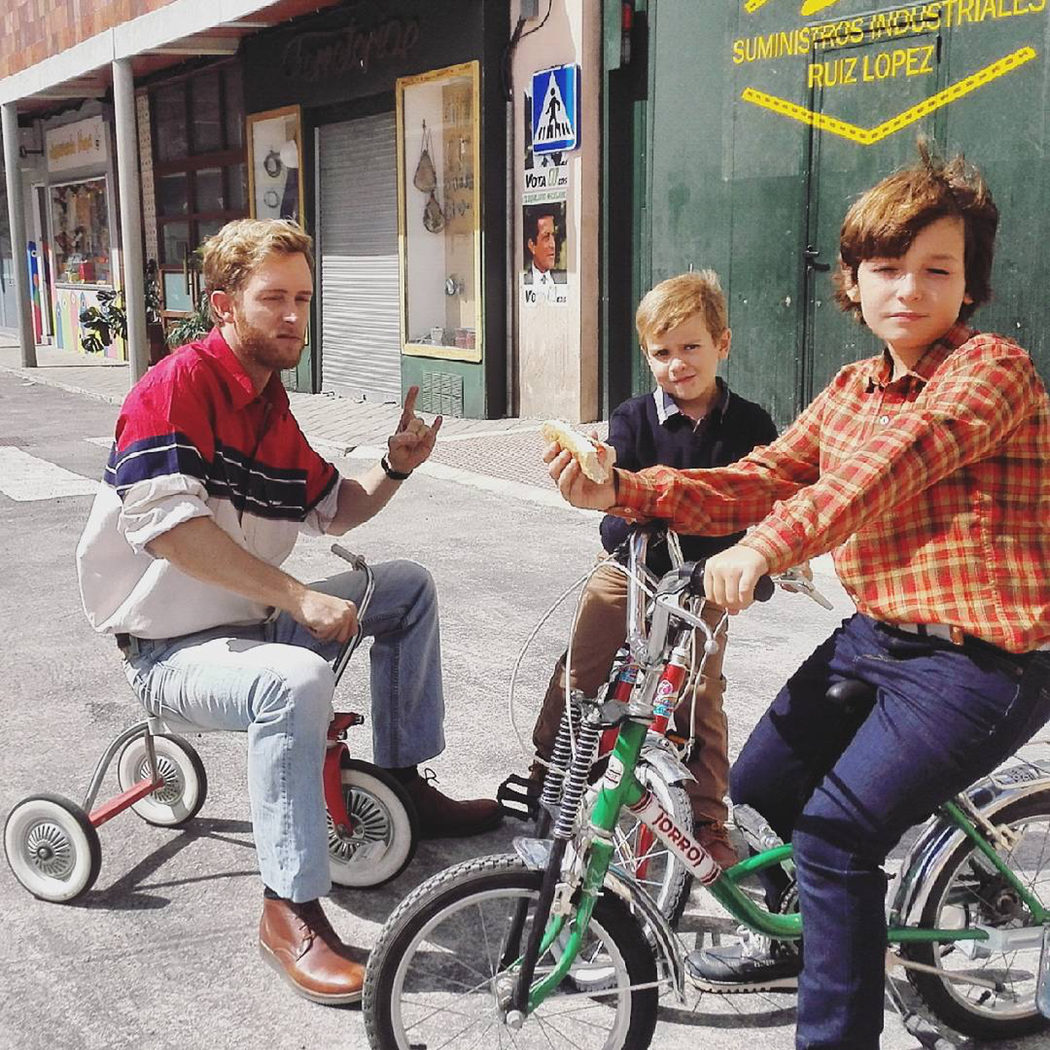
[743,45,1035,144]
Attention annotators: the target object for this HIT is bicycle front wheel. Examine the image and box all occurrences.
[608,764,693,928]
[363,854,659,1050]
[904,789,1050,1039]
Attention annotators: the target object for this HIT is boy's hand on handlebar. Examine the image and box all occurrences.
[544,443,617,511]
[704,545,771,614]
[295,589,359,642]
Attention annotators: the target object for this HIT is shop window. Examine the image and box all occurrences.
[162,221,190,266]
[154,83,189,163]
[396,62,482,364]
[50,178,112,285]
[195,167,225,212]
[191,71,223,154]
[157,172,189,217]
[150,62,247,318]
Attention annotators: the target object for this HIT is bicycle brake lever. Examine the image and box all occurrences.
[777,569,834,610]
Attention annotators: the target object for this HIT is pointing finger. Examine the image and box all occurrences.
[398,386,420,432]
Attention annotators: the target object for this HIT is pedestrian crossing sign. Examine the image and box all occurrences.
[531,64,579,154]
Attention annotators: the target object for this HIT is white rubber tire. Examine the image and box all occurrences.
[116,733,207,827]
[4,794,101,903]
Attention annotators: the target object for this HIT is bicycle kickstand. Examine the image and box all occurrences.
[884,952,959,1050]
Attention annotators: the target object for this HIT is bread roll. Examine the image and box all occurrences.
[539,420,616,483]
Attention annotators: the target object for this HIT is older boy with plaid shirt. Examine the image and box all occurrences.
[546,149,1050,1048]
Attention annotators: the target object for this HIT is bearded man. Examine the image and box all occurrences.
[76,219,499,1007]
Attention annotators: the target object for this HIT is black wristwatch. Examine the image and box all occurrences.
[381,454,412,481]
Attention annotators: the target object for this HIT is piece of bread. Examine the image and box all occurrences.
[539,420,616,483]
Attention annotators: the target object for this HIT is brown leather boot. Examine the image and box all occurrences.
[259,897,365,1005]
[404,769,502,838]
[695,820,739,870]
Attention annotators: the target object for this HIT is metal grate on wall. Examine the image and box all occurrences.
[418,370,464,417]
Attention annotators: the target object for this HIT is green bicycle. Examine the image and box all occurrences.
[362,531,1050,1050]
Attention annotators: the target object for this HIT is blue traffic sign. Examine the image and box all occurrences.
[531,64,580,154]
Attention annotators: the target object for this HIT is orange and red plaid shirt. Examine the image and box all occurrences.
[613,324,1050,653]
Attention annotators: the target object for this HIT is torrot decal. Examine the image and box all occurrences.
[737,1,1046,144]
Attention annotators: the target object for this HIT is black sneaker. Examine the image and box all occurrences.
[685,930,800,993]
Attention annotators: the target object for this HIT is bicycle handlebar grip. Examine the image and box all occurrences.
[687,560,774,603]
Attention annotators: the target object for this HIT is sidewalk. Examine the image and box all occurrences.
[0,335,568,492]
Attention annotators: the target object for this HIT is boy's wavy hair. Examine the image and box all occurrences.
[201,219,314,321]
[635,269,728,351]
[833,141,998,324]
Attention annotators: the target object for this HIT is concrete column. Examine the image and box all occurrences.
[112,57,148,384]
[1,102,37,368]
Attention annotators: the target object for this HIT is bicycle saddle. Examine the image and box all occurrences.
[824,678,876,716]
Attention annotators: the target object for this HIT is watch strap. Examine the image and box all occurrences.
[381,454,412,481]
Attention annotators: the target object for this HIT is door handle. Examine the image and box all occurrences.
[804,245,831,272]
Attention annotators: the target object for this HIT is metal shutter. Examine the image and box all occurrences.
[317,114,401,402]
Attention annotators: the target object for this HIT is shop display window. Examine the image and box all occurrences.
[50,178,111,285]
[396,62,482,363]
[150,62,247,317]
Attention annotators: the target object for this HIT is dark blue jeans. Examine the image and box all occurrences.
[730,613,1050,1050]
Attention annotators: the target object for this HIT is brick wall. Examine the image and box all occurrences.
[0,0,177,79]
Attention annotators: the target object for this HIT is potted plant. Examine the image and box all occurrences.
[164,290,214,349]
[144,260,168,365]
[79,259,164,360]
[78,287,128,354]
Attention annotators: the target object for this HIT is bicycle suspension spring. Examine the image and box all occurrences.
[552,714,601,841]
[540,703,581,809]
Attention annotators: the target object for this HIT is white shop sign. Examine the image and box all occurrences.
[46,116,107,174]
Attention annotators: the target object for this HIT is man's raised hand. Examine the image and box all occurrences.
[387,385,442,474]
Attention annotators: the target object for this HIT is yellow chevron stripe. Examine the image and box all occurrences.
[741,47,1036,146]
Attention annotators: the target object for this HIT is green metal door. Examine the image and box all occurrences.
[611,1,1050,428]
[800,21,948,406]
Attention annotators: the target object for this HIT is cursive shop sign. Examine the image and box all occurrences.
[281,16,420,83]
[734,0,1046,144]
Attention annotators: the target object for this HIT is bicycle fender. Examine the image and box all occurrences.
[889,762,1050,929]
[511,836,686,1002]
[602,867,686,1003]
[640,738,694,786]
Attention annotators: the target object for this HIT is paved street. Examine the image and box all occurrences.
[0,358,1047,1050]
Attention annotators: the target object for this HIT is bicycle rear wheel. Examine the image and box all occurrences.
[363,854,659,1050]
[904,789,1050,1039]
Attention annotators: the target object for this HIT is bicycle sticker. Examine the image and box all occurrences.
[604,754,624,787]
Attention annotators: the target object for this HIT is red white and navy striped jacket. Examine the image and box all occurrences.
[76,328,339,638]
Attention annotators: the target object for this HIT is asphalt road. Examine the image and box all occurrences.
[0,372,1046,1050]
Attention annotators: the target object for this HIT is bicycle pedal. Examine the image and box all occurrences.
[497,774,541,822]
[329,711,365,732]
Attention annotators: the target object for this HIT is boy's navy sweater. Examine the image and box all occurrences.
[600,384,778,574]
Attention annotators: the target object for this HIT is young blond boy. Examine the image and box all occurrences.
[548,150,1050,1048]
[522,271,776,866]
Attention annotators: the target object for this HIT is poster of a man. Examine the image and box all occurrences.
[522,202,567,304]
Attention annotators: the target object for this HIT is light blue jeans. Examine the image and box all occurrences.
[122,559,446,902]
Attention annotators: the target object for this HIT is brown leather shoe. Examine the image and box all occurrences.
[405,769,502,838]
[259,897,365,1005]
[695,820,739,870]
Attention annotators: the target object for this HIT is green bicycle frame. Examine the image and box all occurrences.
[526,716,1050,1013]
